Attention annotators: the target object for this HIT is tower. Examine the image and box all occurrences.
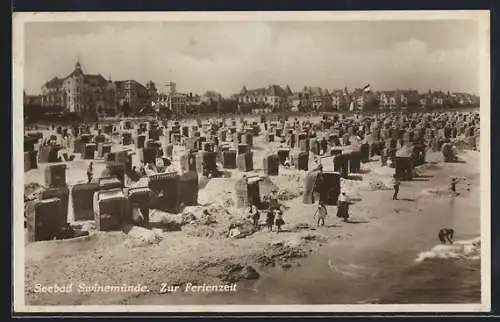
[163,81,176,95]
[74,60,83,74]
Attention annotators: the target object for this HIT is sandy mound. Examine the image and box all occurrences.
[367,179,392,191]
[227,218,257,239]
[25,182,45,201]
[123,226,163,248]
[198,178,235,206]
[251,235,321,266]
[180,204,249,239]
[71,221,96,233]
[149,210,184,231]
[416,163,442,172]
[219,262,260,283]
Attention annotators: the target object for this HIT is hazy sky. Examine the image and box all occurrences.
[24,20,479,96]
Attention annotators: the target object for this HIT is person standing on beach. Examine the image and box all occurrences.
[337,192,349,222]
[266,210,276,232]
[392,175,400,200]
[269,190,280,211]
[86,162,94,183]
[249,204,260,229]
[314,201,328,227]
[275,209,285,233]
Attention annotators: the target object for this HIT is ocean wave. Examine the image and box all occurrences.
[415,237,481,262]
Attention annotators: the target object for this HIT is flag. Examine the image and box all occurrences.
[363,84,372,93]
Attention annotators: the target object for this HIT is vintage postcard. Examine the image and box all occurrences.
[12,11,491,313]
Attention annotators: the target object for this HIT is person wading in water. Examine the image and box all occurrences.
[438,228,454,244]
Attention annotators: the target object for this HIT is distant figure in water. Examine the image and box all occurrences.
[450,178,458,194]
[438,228,454,244]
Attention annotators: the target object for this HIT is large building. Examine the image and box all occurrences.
[114,80,151,113]
[331,89,349,111]
[237,85,292,110]
[40,61,117,115]
[155,81,188,115]
[296,86,331,111]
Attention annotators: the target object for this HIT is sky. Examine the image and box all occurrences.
[23,20,480,96]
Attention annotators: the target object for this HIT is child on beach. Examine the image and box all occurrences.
[314,201,328,227]
[266,210,276,232]
[248,204,260,229]
[274,209,285,233]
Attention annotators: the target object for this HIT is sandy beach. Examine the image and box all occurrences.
[23,125,481,305]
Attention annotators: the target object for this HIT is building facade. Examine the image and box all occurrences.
[40,61,117,115]
[155,81,188,115]
[296,87,331,111]
[331,89,349,111]
[237,85,292,111]
[114,80,151,113]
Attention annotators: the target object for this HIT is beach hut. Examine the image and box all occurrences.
[93,189,126,231]
[124,187,152,228]
[27,198,66,242]
[263,154,279,176]
[41,186,69,223]
[148,171,180,213]
[44,164,67,188]
[235,175,261,208]
[72,183,100,221]
[319,171,341,205]
[178,171,199,207]
[237,152,254,172]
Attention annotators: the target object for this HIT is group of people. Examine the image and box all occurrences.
[312,191,350,227]
[246,190,286,233]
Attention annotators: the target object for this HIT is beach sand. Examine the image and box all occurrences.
[22,122,480,305]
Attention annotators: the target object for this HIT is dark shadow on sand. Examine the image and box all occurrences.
[398,198,416,202]
[445,160,467,164]
[345,219,369,224]
[415,174,433,179]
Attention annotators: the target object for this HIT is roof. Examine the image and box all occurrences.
[330,89,345,95]
[240,85,291,97]
[43,77,64,89]
[301,86,329,97]
[84,74,108,87]
[43,62,112,90]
